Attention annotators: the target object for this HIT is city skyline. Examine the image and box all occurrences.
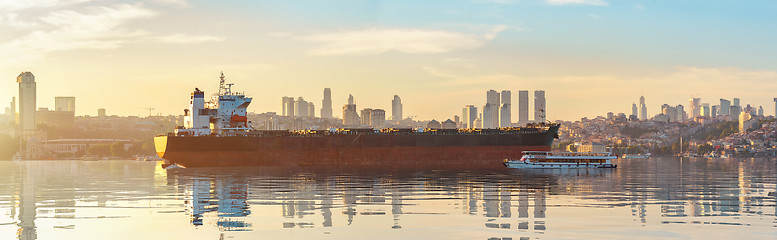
[1,0,776,121]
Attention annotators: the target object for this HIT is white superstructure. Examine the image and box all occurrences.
[504,151,617,169]
[177,72,252,136]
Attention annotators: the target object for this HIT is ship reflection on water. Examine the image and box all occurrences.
[0,158,775,239]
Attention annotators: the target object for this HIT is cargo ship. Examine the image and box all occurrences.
[154,73,559,168]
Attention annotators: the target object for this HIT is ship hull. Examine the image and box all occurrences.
[155,126,559,168]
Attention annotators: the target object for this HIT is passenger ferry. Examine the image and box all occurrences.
[504,151,617,169]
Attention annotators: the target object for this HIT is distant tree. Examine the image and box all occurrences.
[110,142,127,157]
[697,144,713,155]
[0,134,20,160]
[87,144,111,157]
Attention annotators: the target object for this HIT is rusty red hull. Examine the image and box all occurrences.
[155,125,559,168]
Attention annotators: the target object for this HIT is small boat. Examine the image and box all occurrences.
[504,151,617,169]
[622,153,651,159]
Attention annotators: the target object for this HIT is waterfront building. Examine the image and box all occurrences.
[462,105,477,129]
[342,95,360,125]
[720,98,731,116]
[391,95,402,122]
[534,90,546,122]
[321,88,332,119]
[639,96,647,120]
[17,72,36,131]
[294,97,309,117]
[500,90,511,127]
[518,90,529,124]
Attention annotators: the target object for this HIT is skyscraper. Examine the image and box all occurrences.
[639,96,647,120]
[774,98,777,117]
[10,97,15,123]
[282,97,295,117]
[17,72,36,131]
[733,98,740,107]
[534,90,546,122]
[321,88,332,119]
[308,102,315,118]
[701,103,710,117]
[462,105,477,129]
[295,97,309,117]
[518,90,529,124]
[391,95,402,122]
[758,106,763,116]
[720,98,731,116]
[499,90,511,127]
[483,90,500,128]
[690,98,701,118]
[342,94,359,125]
[631,103,638,118]
[676,104,686,121]
[711,105,718,118]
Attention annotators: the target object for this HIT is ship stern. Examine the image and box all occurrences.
[154,135,168,158]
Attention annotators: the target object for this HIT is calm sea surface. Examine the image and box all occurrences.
[1,157,775,240]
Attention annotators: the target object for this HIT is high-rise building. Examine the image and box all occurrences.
[360,108,372,126]
[98,108,106,117]
[676,104,686,121]
[308,102,315,118]
[720,99,731,116]
[483,90,500,128]
[462,105,477,129]
[758,106,763,116]
[321,88,332,119]
[17,72,36,131]
[774,98,777,117]
[701,103,710,117]
[282,97,295,117]
[391,95,402,121]
[295,97,309,117]
[499,90,511,127]
[342,94,360,125]
[10,97,16,123]
[534,90,546,122]
[730,105,741,121]
[370,109,385,127]
[733,98,740,107]
[518,90,529,124]
[631,103,638,118]
[690,98,701,118]
[639,96,647,120]
[711,105,718,118]
[54,97,75,112]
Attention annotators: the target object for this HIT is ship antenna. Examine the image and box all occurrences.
[219,72,226,95]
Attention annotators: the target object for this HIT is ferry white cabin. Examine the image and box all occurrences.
[504,151,617,169]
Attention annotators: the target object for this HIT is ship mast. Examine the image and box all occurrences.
[218,72,227,96]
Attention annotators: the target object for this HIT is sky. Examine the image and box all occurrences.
[1,0,776,121]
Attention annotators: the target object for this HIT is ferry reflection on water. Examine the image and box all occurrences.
[1,157,775,239]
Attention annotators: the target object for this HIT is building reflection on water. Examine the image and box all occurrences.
[1,157,775,239]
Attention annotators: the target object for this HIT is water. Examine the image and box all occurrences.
[1,158,775,240]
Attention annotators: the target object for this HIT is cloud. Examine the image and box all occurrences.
[156,34,225,44]
[300,25,507,56]
[546,0,608,6]
[0,3,156,65]
[0,0,94,12]
[0,13,38,28]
